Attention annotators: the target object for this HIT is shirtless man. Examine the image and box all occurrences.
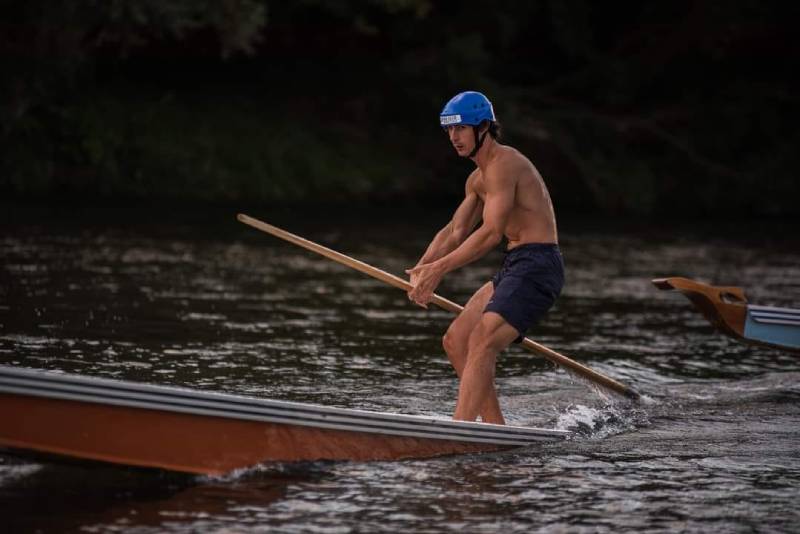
[406,91,563,425]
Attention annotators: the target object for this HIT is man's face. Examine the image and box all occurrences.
[445,124,473,157]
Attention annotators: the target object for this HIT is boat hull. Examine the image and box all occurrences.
[0,366,567,475]
[744,305,800,351]
[653,277,800,353]
[0,393,512,475]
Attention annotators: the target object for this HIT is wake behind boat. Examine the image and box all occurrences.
[0,365,568,475]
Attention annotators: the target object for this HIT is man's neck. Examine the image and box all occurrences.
[471,137,497,170]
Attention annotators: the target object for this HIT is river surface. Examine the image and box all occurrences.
[1,206,799,533]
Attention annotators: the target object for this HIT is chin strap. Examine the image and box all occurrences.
[467,125,489,158]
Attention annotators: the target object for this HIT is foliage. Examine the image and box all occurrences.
[1,0,797,216]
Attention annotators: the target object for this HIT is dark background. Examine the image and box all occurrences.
[2,1,798,217]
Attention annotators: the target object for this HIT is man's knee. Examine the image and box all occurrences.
[443,325,465,357]
[468,316,515,355]
[442,330,455,356]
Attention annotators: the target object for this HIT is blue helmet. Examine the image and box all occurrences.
[439,91,496,127]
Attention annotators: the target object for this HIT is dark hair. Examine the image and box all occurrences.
[478,119,501,140]
[488,120,502,140]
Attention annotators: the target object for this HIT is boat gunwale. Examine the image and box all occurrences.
[0,366,568,444]
[749,304,800,316]
[748,306,800,327]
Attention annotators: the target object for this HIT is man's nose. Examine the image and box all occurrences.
[448,128,458,142]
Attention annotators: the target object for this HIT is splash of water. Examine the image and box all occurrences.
[555,402,651,439]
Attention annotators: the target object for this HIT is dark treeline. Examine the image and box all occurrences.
[2,1,797,216]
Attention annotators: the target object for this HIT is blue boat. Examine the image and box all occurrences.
[653,277,800,353]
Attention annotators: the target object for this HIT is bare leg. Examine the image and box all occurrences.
[442,283,504,423]
[453,311,519,424]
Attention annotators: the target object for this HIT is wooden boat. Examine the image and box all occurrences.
[653,277,800,353]
[0,365,568,475]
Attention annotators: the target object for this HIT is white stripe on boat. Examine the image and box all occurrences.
[0,366,568,446]
[749,305,800,326]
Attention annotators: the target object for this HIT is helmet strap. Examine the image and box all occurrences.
[468,125,489,158]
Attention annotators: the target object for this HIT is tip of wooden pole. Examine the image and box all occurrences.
[624,388,642,401]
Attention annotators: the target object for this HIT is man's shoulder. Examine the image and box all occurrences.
[492,145,537,177]
[485,146,530,176]
[497,145,532,165]
[465,168,482,184]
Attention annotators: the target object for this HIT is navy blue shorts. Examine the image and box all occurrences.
[484,243,564,342]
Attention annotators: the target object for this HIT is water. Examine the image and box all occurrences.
[1,207,799,532]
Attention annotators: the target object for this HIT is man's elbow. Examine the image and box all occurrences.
[451,224,471,245]
[484,229,503,247]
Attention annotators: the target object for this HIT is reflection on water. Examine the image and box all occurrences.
[1,209,799,532]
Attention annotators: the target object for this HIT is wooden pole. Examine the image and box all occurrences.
[238,213,640,401]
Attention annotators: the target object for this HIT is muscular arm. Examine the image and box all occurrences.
[434,165,515,274]
[407,163,516,306]
[414,178,482,267]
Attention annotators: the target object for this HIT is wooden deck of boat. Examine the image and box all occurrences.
[0,365,568,475]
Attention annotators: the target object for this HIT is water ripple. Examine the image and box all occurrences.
[1,216,799,532]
